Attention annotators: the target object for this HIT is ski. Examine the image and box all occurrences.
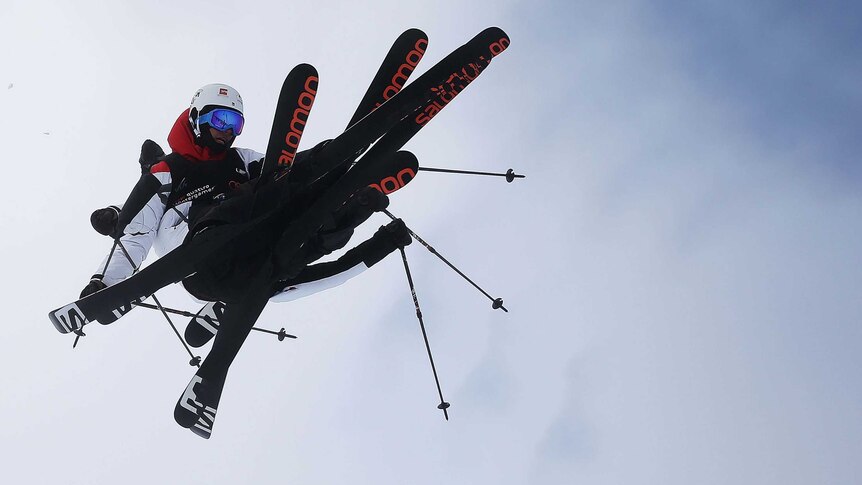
[347,28,428,130]
[260,63,319,179]
[49,27,510,335]
[185,301,226,348]
[175,373,221,438]
[174,278,271,438]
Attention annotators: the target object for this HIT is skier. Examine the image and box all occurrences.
[46,26,515,439]
[81,83,410,306]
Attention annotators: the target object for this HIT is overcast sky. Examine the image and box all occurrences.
[1,1,860,484]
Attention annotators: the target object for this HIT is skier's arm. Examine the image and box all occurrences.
[82,193,166,295]
[111,172,161,239]
[270,219,411,302]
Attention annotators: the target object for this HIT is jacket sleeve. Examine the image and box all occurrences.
[267,231,386,303]
[268,263,367,303]
[113,160,174,237]
[235,148,265,179]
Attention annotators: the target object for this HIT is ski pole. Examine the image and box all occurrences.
[100,239,119,276]
[73,239,123,348]
[132,302,298,341]
[133,302,196,318]
[114,239,201,367]
[382,210,508,312]
[250,326,298,341]
[149,293,201,367]
[418,167,525,183]
[398,246,450,420]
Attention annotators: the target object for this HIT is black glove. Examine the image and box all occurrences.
[380,218,411,245]
[139,139,165,174]
[80,277,107,298]
[361,218,412,267]
[90,206,120,236]
[331,186,389,228]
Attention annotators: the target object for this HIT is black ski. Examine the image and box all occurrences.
[185,301,226,348]
[260,63,319,178]
[174,275,271,438]
[347,28,428,130]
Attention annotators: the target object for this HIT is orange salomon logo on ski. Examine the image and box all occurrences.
[278,75,318,167]
[414,36,509,126]
[370,167,416,194]
[379,38,428,107]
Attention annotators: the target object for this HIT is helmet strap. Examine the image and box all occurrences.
[189,107,202,137]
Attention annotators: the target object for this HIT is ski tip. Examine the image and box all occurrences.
[185,303,221,348]
[365,151,420,196]
[185,324,217,348]
[394,150,419,165]
[481,26,508,39]
[290,62,318,73]
[401,28,428,40]
[190,425,212,440]
[477,27,510,55]
[279,64,320,93]
[48,302,89,334]
[48,311,68,334]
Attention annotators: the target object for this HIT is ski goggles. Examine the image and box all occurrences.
[198,108,244,135]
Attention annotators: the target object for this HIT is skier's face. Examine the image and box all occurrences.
[208,126,236,146]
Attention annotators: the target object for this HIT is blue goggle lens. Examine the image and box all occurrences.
[199,109,244,135]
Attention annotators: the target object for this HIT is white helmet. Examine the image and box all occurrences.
[188,83,244,138]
